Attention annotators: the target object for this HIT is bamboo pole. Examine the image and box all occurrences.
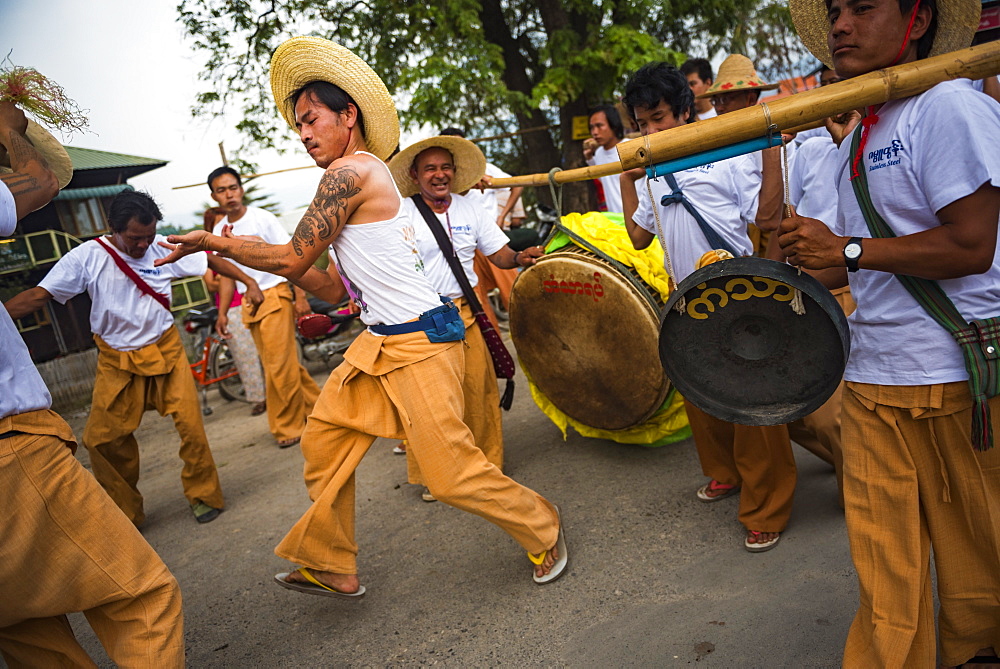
[172,164,320,190]
[490,41,1000,188]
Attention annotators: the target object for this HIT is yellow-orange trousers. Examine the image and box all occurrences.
[406,298,502,484]
[685,400,796,532]
[275,329,558,574]
[244,283,321,442]
[84,327,224,526]
[0,409,184,667]
[841,382,1000,668]
[787,286,856,508]
[473,250,517,311]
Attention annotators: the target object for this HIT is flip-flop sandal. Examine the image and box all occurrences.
[274,567,366,599]
[277,437,301,449]
[696,479,740,503]
[530,504,568,585]
[744,530,781,553]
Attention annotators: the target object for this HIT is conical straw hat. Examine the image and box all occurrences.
[270,36,399,161]
[0,120,73,189]
[698,55,779,98]
[790,0,981,69]
[387,136,486,198]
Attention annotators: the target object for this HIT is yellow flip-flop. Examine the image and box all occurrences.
[530,505,568,585]
[273,567,366,599]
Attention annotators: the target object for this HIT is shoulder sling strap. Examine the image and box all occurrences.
[848,127,999,450]
[95,237,173,312]
[661,172,741,258]
[410,194,516,410]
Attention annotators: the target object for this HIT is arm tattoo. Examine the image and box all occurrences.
[5,130,49,171]
[232,240,286,273]
[291,166,362,258]
[0,172,42,199]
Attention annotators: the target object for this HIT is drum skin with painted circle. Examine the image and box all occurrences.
[510,246,671,431]
[659,257,850,425]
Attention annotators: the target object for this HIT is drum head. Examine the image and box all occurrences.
[510,248,670,430]
[659,257,850,426]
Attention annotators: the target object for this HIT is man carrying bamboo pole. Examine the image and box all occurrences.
[619,62,797,553]
[780,0,1000,665]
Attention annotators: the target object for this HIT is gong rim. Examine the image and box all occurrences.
[659,257,850,426]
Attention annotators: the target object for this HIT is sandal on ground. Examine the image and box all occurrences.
[277,436,301,449]
[421,487,437,502]
[393,442,406,455]
[250,401,267,416]
[530,505,568,585]
[696,479,740,503]
[273,567,366,599]
[744,530,781,553]
[191,502,222,524]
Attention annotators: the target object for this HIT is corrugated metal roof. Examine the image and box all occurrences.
[54,183,135,201]
[64,146,167,171]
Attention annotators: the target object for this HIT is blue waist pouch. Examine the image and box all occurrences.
[368,297,465,343]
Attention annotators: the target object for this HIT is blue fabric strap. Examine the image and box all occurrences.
[660,173,740,258]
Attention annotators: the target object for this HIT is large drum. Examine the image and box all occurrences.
[509,246,670,431]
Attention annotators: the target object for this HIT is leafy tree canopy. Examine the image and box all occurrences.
[178,0,804,210]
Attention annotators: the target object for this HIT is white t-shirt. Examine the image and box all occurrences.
[329,154,445,327]
[404,193,510,299]
[216,206,289,293]
[633,154,759,284]
[788,135,839,225]
[793,125,830,146]
[1,182,52,418]
[833,80,1000,385]
[587,144,624,214]
[697,107,718,121]
[40,235,208,351]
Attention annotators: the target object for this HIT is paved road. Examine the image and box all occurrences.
[48,356,855,667]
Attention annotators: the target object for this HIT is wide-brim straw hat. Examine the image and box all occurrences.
[0,120,73,189]
[270,36,399,161]
[698,54,780,98]
[790,0,981,69]
[387,136,486,198]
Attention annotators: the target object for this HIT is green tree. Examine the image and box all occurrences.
[178,0,802,213]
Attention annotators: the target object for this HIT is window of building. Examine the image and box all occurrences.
[55,198,108,238]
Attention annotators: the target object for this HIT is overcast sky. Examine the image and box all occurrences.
[0,0,327,230]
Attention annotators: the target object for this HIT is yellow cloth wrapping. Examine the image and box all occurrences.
[526,211,690,446]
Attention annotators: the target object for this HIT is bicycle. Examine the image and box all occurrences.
[182,306,248,416]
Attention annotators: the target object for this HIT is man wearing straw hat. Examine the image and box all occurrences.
[780,0,1000,665]
[158,36,568,593]
[0,102,184,667]
[619,62,797,553]
[698,54,785,258]
[387,135,544,502]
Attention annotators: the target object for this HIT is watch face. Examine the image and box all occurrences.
[845,243,862,260]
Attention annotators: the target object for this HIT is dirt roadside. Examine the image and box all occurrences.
[39,354,855,667]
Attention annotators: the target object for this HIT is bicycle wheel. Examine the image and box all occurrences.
[209,340,250,403]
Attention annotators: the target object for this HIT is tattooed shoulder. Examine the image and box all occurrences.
[291,165,364,258]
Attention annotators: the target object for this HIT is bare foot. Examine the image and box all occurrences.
[284,568,361,594]
[746,531,779,545]
[531,542,559,579]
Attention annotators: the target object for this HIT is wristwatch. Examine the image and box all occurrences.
[843,237,863,273]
